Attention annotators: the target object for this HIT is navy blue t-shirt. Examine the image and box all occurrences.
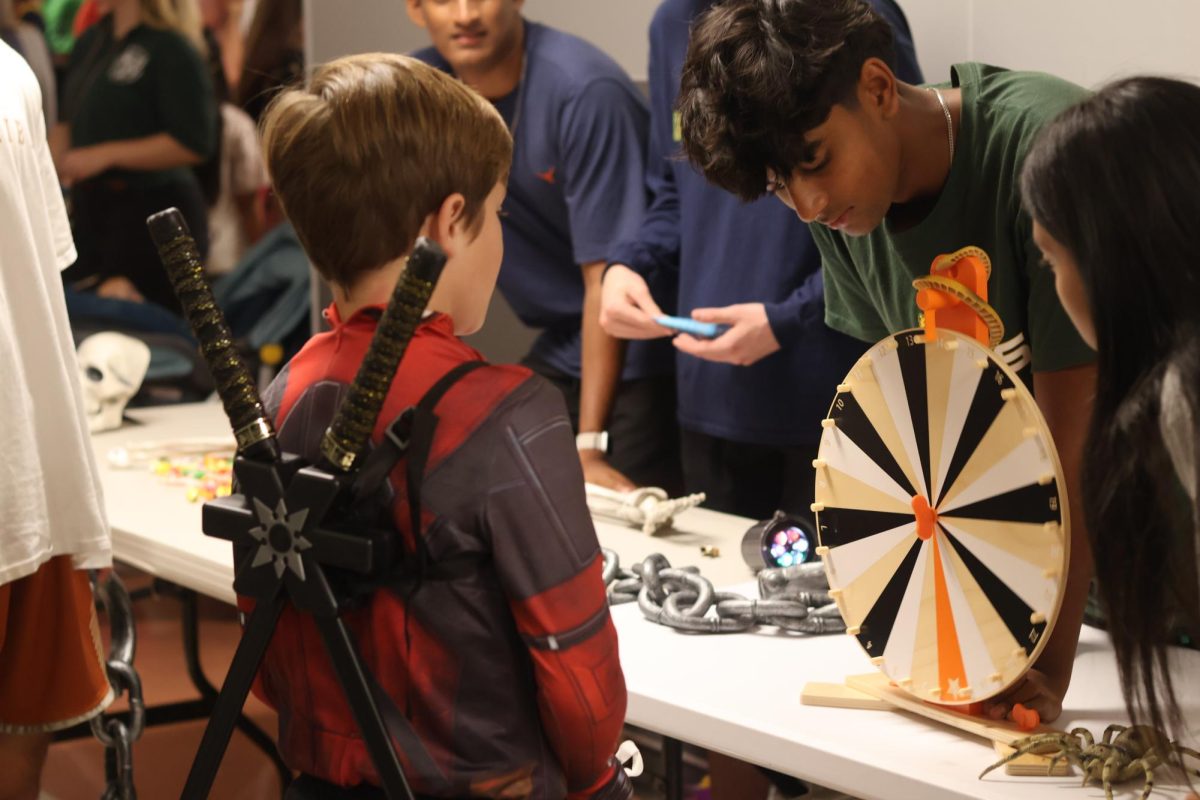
[609,0,923,446]
[415,22,672,380]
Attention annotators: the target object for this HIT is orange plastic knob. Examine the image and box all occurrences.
[1009,703,1040,731]
[912,495,937,541]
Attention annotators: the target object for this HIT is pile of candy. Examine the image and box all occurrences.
[107,436,237,503]
[151,452,234,502]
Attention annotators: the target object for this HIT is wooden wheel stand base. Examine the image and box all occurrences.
[800,676,1072,777]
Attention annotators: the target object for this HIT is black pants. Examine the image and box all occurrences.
[285,775,437,800]
[526,358,683,494]
[66,174,210,314]
[680,428,818,522]
[681,429,816,795]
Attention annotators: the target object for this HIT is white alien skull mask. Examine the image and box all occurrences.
[77,332,152,432]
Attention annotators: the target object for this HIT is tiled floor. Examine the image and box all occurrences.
[37,566,713,800]
[42,567,284,799]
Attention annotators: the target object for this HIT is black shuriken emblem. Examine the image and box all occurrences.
[247,498,312,580]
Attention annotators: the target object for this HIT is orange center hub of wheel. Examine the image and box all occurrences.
[912,495,937,541]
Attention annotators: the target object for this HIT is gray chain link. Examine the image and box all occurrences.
[88,572,144,800]
[602,549,846,635]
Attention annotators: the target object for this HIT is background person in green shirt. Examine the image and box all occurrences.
[52,0,215,313]
[677,0,1096,723]
[1021,76,1200,743]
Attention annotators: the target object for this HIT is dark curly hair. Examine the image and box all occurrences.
[678,0,895,200]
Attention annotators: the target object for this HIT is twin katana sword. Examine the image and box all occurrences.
[147,208,444,800]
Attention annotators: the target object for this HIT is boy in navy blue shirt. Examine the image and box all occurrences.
[407,0,680,493]
[601,0,921,521]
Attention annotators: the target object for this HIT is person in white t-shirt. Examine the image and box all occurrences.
[0,40,113,798]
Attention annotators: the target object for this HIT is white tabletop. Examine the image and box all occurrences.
[93,402,237,603]
[91,402,756,603]
[616,596,1200,799]
[92,403,1200,800]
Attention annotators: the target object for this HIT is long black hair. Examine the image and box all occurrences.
[238,0,303,124]
[1021,76,1200,739]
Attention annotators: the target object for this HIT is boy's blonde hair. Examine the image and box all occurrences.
[261,53,512,287]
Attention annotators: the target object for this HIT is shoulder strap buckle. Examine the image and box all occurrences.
[383,406,416,453]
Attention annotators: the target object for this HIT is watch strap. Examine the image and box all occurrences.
[575,431,610,453]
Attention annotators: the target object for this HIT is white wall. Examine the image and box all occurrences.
[302,0,1200,351]
[894,0,966,84]
[305,0,957,83]
[306,0,413,65]
[307,1,1200,92]
[307,0,660,73]
[898,0,1200,88]
[968,0,1200,88]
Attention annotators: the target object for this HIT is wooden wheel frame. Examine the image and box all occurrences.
[814,329,1069,705]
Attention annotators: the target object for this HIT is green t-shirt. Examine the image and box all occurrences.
[42,0,83,56]
[61,16,215,188]
[813,62,1095,384]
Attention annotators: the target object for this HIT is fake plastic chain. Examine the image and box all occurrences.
[601,550,845,634]
[88,572,145,800]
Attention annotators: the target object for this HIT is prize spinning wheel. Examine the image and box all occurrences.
[813,328,1069,705]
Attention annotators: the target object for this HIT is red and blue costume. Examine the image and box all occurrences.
[251,304,629,799]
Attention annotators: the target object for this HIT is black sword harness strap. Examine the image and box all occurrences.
[351,360,489,584]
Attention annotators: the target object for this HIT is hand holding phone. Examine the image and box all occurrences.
[654,315,730,339]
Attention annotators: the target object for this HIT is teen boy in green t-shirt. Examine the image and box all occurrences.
[677,0,1097,723]
[810,61,1091,381]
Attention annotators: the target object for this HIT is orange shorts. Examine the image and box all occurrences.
[0,557,112,733]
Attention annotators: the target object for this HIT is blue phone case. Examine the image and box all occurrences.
[654,315,728,339]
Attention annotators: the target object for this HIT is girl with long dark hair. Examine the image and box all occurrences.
[1021,76,1200,739]
[236,0,301,124]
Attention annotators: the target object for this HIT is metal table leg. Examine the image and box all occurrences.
[663,736,684,800]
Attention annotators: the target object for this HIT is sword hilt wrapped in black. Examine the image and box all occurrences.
[320,237,447,473]
[147,207,280,463]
